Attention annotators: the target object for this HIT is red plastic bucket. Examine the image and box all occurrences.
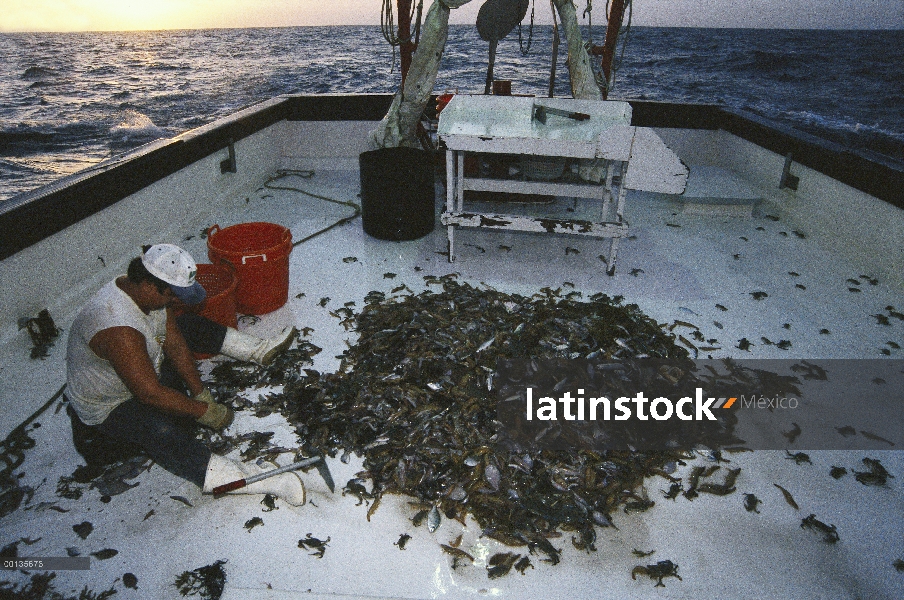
[177,263,237,359]
[206,222,292,315]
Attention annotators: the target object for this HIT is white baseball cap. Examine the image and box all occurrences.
[141,244,206,305]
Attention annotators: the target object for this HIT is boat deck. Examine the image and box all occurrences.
[1,160,903,599]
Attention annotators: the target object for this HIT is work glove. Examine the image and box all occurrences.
[197,402,234,430]
[194,388,215,405]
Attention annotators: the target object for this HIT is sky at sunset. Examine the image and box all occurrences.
[2,0,902,32]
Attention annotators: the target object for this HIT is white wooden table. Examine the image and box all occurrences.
[437,96,658,275]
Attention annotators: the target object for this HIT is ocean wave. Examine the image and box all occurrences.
[109,110,165,143]
[21,66,56,80]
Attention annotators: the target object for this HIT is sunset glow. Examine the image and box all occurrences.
[2,0,901,32]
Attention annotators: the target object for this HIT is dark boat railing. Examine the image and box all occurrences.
[1,94,901,261]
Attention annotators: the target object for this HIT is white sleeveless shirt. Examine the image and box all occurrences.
[66,279,167,425]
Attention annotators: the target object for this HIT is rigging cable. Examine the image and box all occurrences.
[381,0,421,73]
[518,0,536,56]
[609,0,633,94]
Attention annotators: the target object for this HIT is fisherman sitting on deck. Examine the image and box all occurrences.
[65,244,306,505]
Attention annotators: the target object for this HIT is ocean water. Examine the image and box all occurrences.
[1,26,902,202]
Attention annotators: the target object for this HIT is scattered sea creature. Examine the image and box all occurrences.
[783,323,791,329]
[498,245,512,252]
[487,552,519,578]
[143,510,155,521]
[395,533,411,550]
[860,431,895,447]
[788,271,800,277]
[773,483,799,510]
[750,291,768,300]
[175,559,227,599]
[441,544,475,563]
[848,287,861,293]
[565,247,580,255]
[261,494,277,512]
[122,573,138,589]
[383,272,397,279]
[743,493,761,513]
[819,328,830,334]
[632,549,655,558]
[514,556,533,574]
[785,451,810,465]
[342,256,358,263]
[801,514,839,544]
[894,559,904,572]
[661,483,682,500]
[411,509,429,527]
[854,457,893,485]
[716,304,728,311]
[698,468,741,496]
[795,284,807,290]
[829,467,847,479]
[90,549,118,560]
[782,423,802,444]
[244,517,264,532]
[632,560,682,587]
[792,230,807,239]
[872,314,891,326]
[427,505,442,533]
[629,268,644,276]
[666,223,681,228]
[170,495,193,507]
[737,338,752,351]
[73,521,93,540]
[835,425,856,437]
[319,297,330,307]
[298,534,330,558]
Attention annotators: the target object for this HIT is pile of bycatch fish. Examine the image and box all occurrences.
[209,278,798,559]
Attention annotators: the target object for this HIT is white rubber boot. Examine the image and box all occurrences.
[220,326,297,365]
[202,454,306,506]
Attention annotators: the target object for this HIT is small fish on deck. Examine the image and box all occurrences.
[773,483,799,510]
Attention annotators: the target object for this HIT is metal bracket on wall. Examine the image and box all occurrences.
[220,139,237,174]
[779,153,799,190]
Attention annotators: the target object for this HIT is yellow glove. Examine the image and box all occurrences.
[194,389,215,405]
[197,402,234,430]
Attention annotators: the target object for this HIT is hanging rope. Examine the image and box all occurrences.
[583,0,593,47]
[517,0,536,56]
[609,0,633,94]
[381,0,422,73]
[548,0,560,97]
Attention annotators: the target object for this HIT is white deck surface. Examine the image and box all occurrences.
[1,166,903,599]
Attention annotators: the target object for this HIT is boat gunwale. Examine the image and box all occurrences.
[0,93,901,261]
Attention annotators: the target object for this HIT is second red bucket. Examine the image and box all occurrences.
[206,222,292,315]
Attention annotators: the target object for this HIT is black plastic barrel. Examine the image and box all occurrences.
[359,147,435,241]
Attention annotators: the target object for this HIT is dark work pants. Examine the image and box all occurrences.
[69,313,229,488]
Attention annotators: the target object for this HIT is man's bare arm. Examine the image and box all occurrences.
[90,326,206,418]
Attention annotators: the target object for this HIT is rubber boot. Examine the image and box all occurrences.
[202,454,306,506]
[220,326,297,365]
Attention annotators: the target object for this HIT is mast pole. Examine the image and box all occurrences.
[398,0,415,85]
[598,0,626,99]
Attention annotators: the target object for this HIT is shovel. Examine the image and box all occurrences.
[532,103,591,125]
[213,455,335,495]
